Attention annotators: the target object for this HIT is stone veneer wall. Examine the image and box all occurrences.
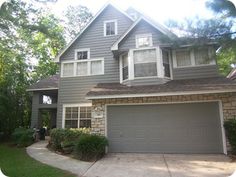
[91,92,236,151]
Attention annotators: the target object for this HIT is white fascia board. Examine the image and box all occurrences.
[26,87,58,91]
[111,17,176,51]
[86,89,236,100]
[54,3,133,63]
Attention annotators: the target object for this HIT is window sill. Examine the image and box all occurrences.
[173,63,216,69]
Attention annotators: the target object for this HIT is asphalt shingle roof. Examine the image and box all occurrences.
[86,77,236,98]
[27,74,59,91]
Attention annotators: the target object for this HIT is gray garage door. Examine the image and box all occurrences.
[107,102,223,153]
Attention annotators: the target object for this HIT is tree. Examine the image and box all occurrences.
[0,0,65,137]
[165,0,236,76]
[206,0,236,18]
[63,5,93,41]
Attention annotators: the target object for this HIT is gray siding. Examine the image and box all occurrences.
[172,65,219,80]
[118,20,167,51]
[57,5,133,127]
[30,92,39,128]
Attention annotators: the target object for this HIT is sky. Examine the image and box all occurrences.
[42,0,236,25]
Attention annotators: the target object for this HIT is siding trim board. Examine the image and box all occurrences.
[86,89,236,100]
[55,3,134,62]
[105,100,226,154]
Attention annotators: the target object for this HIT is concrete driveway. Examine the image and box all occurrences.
[83,153,236,177]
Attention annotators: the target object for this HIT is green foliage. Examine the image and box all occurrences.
[0,143,76,177]
[49,128,90,152]
[63,5,93,41]
[11,127,34,147]
[0,0,66,137]
[75,134,108,161]
[224,118,236,154]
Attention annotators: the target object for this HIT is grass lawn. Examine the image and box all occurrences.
[0,143,76,177]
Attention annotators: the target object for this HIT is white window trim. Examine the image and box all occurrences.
[74,48,90,60]
[135,33,153,48]
[173,47,216,68]
[62,103,92,128]
[61,58,104,78]
[103,19,118,36]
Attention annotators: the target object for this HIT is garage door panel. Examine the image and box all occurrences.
[107,102,223,153]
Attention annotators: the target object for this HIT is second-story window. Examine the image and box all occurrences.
[75,49,90,60]
[175,50,191,67]
[104,20,117,36]
[162,50,170,78]
[134,48,157,77]
[122,53,128,80]
[136,34,153,48]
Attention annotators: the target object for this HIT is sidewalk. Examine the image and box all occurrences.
[26,141,93,177]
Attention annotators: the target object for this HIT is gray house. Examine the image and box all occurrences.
[28,3,236,154]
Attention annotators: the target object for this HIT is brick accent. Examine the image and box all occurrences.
[91,92,236,151]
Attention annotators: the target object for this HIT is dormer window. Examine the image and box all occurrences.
[136,34,153,48]
[75,49,90,60]
[104,20,117,36]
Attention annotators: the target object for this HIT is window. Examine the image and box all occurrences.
[173,47,215,68]
[195,48,212,65]
[136,34,153,48]
[134,49,157,77]
[75,49,90,60]
[79,107,91,128]
[122,53,128,80]
[62,59,104,77]
[65,107,79,128]
[62,63,74,77]
[175,50,191,67]
[64,105,91,128]
[162,50,170,78]
[104,20,117,36]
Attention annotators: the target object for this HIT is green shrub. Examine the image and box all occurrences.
[49,128,90,152]
[12,128,34,147]
[75,134,108,161]
[224,118,236,154]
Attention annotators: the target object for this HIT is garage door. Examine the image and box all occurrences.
[107,102,223,153]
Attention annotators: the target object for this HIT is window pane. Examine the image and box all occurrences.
[134,49,157,77]
[134,63,157,77]
[79,120,91,128]
[122,54,128,80]
[137,36,151,48]
[63,63,74,77]
[134,49,156,64]
[77,51,88,60]
[106,22,115,36]
[65,120,78,128]
[77,62,87,76]
[195,48,210,65]
[162,50,170,77]
[176,50,191,67]
[91,60,102,75]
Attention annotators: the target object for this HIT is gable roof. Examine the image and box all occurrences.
[54,3,134,62]
[111,16,177,51]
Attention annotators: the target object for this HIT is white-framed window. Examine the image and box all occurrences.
[173,47,216,68]
[121,53,128,80]
[104,20,117,36]
[133,48,157,77]
[63,104,92,128]
[75,48,90,60]
[162,50,171,78]
[135,33,153,48]
[61,58,104,77]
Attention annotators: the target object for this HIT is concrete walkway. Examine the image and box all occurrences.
[26,141,93,177]
[27,141,236,177]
